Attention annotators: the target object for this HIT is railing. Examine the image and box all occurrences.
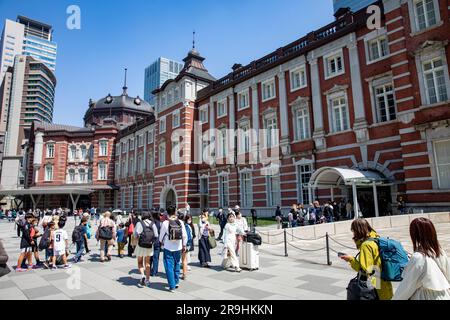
[207,11,356,93]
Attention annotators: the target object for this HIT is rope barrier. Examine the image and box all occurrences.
[290,233,327,241]
[287,241,326,252]
[327,236,356,250]
[255,229,285,237]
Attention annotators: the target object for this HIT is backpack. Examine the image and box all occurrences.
[367,237,409,282]
[98,226,113,240]
[138,220,155,249]
[245,232,262,246]
[72,225,84,243]
[38,228,51,251]
[168,219,183,240]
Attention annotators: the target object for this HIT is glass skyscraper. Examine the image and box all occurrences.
[0,16,57,81]
[333,0,378,12]
[144,57,184,105]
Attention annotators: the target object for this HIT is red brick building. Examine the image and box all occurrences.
[16,0,450,216]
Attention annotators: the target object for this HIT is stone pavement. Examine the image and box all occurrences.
[1,218,449,300]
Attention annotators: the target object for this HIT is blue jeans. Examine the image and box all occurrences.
[291,220,298,228]
[74,241,84,261]
[151,242,161,276]
[163,249,181,290]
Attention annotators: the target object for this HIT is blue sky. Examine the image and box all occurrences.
[0,0,334,127]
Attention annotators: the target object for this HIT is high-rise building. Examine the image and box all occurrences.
[333,0,377,12]
[0,16,57,81]
[144,57,183,105]
[0,55,56,190]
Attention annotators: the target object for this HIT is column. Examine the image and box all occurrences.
[307,54,326,149]
[33,131,44,183]
[251,83,259,163]
[352,181,359,219]
[330,187,334,201]
[228,91,235,165]
[347,33,369,143]
[373,181,379,218]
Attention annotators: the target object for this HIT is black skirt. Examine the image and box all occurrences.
[198,235,211,264]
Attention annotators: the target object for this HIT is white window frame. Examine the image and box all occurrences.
[80,145,87,160]
[264,112,278,149]
[45,165,53,181]
[217,99,227,118]
[69,145,77,160]
[237,89,250,110]
[172,140,181,164]
[148,151,154,171]
[261,78,276,102]
[46,143,55,158]
[296,163,313,205]
[172,109,180,129]
[158,141,166,167]
[199,105,209,124]
[327,91,350,133]
[128,157,134,176]
[159,116,166,133]
[98,162,107,181]
[218,173,229,208]
[374,82,397,123]
[147,130,154,144]
[137,185,143,210]
[79,168,87,183]
[292,102,311,141]
[147,184,153,209]
[240,171,253,208]
[99,140,108,157]
[433,139,450,189]
[416,47,450,107]
[266,174,281,207]
[238,121,251,154]
[324,50,345,80]
[366,36,389,63]
[217,127,228,158]
[290,66,307,91]
[409,0,441,33]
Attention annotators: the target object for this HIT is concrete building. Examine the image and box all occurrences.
[0,55,56,192]
[144,57,184,106]
[0,16,57,82]
[5,0,450,215]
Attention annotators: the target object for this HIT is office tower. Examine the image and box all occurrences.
[333,0,378,12]
[0,55,56,189]
[144,57,184,105]
[0,15,57,81]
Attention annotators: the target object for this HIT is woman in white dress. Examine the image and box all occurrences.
[393,218,450,300]
[221,213,244,272]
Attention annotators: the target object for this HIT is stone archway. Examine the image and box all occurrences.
[160,185,178,210]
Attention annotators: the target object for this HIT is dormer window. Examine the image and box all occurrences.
[134,96,141,105]
[105,94,113,104]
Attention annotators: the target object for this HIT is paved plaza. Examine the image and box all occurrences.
[1,218,450,300]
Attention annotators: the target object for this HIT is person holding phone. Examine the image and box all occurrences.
[339,218,393,300]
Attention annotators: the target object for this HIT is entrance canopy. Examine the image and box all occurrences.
[309,167,389,188]
[0,186,114,210]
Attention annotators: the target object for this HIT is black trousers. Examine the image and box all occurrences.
[218,224,225,239]
[83,236,89,253]
[127,235,134,256]
[252,216,257,226]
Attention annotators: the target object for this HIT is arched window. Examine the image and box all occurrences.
[69,145,77,160]
[80,145,87,160]
[68,169,76,183]
[98,162,107,180]
[88,168,93,182]
[79,168,86,183]
[158,141,166,167]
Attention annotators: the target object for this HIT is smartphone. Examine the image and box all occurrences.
[337,252,347,257]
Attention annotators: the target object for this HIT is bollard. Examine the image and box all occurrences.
[284,229,288,257]
[326,232,332,266]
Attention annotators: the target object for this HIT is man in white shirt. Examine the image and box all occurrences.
[51,220,70,269]
[159,206,187,292]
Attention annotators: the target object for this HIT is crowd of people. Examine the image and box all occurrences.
[7,204,253,292]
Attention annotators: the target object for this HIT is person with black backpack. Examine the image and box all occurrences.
[151,210,163,277]
[72,217,88,263]
[159,206,187,292]
[133,212,159,287]
[95,211,116,262]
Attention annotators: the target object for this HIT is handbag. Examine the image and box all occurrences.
[208,229,217,249]
[346,272,379,300]
[128,223,135,235]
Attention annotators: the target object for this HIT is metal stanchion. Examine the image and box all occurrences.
[326,232,332,266]
[284,229,288,257]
